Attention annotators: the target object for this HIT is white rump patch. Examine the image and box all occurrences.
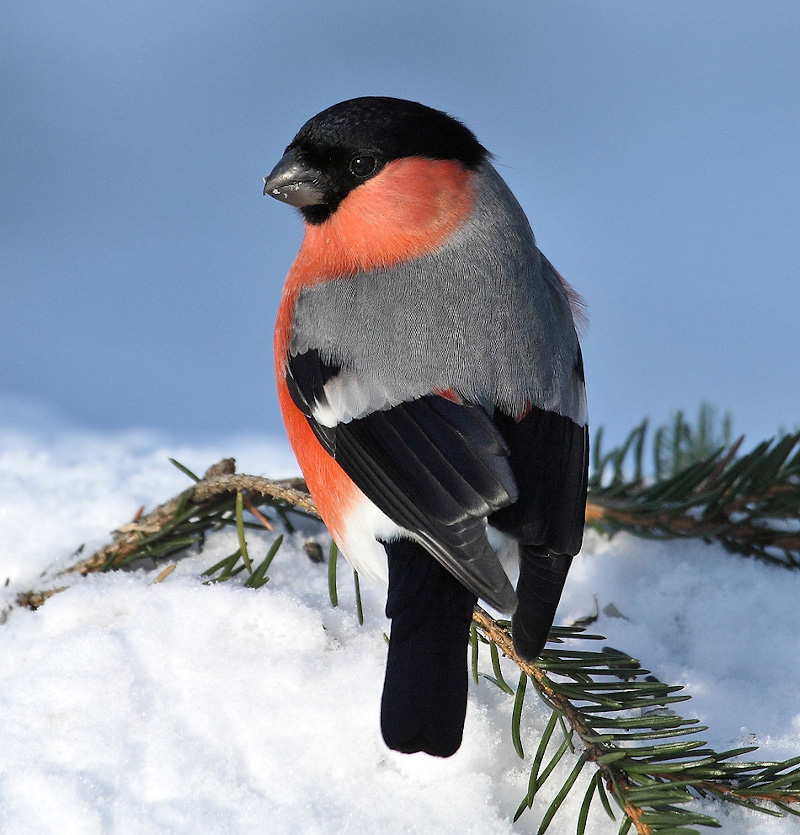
[336,490,411,586]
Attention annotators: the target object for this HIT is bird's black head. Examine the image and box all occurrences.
[263,97,488,224]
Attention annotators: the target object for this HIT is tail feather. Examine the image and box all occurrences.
[380,538,477,757]
[512,546,572,661]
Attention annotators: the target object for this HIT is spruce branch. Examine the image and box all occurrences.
[61,458,317,577]
[45,407,800,584]
[473,609,800,832]
[10,412,800,830]
[587,408,800,569]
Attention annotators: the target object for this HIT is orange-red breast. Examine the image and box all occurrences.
[264,97,588,757]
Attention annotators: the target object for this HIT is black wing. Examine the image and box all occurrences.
[489,400,589,556]
[286,349,518,612]
[489,350,589,661]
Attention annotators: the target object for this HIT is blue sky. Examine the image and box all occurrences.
[3,1,800,449]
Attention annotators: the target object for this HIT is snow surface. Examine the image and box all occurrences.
[2,407,800,834]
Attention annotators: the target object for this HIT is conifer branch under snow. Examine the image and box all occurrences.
[11,408,800,831]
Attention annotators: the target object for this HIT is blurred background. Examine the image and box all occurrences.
[3,0,799,451]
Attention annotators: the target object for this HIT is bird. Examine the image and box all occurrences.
[264,97,588,758]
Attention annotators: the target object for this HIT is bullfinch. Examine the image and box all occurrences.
[264,97,588,758]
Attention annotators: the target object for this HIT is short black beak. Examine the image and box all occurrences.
[263,149,327,208]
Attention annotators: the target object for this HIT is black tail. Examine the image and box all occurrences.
[380,538,477,757]
[512,545,572,661]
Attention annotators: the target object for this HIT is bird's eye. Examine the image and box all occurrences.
[349,155,378,178]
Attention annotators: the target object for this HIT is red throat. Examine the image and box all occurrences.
[292,157,474,280]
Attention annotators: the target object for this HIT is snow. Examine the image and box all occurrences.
[2,406,800,834]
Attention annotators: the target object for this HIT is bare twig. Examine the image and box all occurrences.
[62,460,318,577]
[192,473,317,514]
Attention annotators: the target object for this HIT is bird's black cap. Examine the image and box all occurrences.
[264,97,488,224]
